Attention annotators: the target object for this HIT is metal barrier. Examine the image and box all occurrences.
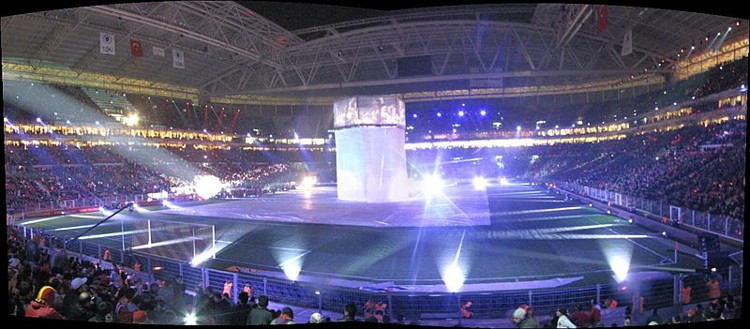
[549,180,743,242]
[10,224,743,322]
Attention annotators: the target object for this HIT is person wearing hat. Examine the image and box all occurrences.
[63,277,89,315]
[512,306,540,328]
[68,291,96,321]
[309,312,325,324]
[25,285,65,319]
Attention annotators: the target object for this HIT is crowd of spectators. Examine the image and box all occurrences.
[4,144,316,213]
[525,120,745,219]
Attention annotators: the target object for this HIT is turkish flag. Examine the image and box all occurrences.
[596,5,608,34]
[130,39,143,57]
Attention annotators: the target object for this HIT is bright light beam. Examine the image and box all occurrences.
[78,229,148,240]
[131,236,200,250]
[184,312,197,325]
[278,250,312,281]
[600,240,634,283]
[440,230,467,292]
[472,176,488,190]
[19,215,68,225]
[423,174,445,202]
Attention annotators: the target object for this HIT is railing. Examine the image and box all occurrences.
[548,180,744,243]
[11,224,743,323]
[7,193,153,216]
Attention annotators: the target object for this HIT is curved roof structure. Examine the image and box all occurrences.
[2,3,746,103]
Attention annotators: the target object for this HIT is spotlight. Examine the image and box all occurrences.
[36,117,42,123]
[437,112,442,117]
[184,312,198,325]
[441,263,465,293]
[628,218,634,224]
[193,175,223,199]
[423,175,445,193]
[480,110,486,116]
[458,110,464,117]
[299,176,318,189]
[710,267,717,272]
[3,117,8,122]
[661,231,668,237]
[472,177,488,191]
[314,291,320,295]
[589,203,594,207]
[607,210,611,214]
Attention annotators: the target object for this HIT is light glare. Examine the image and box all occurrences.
[194,175,223,199]
[442,263,465,292]
[472,176,488,190]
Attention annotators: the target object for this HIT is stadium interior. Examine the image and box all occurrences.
[4,3,746,328]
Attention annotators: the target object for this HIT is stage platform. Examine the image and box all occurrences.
[161,183,491,227]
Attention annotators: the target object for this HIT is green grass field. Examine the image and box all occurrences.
[19,183,705,287]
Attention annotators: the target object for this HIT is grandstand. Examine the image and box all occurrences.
[4,3,746,328]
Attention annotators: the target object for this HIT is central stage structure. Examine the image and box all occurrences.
[333,96,408,202]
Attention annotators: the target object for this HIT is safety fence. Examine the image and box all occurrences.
[11,224,743,321]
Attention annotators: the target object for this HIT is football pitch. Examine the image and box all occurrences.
[18,182,705,288]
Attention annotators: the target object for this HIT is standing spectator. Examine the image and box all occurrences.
[171,275,187,314]
[246,295,273,325]
[681,283,692,305]
[270,306,294,325]
[25,286,65,319]
[589,300,602,327]
[231,291,253,325]
[460,301,473,318]
[569,304,589,327]
[513,306,541,328]
[338,303,358,322]
[223,281,233,299]
[705,299,722,320]
[115,288,136,323]
[555,308,576,328]
[706,278,721,300]
[214,293,233,325]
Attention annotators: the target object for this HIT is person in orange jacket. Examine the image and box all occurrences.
[25,286,65,319]
[681,284,692,305]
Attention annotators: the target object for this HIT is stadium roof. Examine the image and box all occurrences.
[2,2,746,103]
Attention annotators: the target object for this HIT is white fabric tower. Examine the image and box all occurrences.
[333,96,409,202]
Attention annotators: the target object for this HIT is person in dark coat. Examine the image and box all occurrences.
[246,295,273,325]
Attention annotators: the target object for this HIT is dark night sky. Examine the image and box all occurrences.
[236,1,398,31]
[235,1,470,31]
